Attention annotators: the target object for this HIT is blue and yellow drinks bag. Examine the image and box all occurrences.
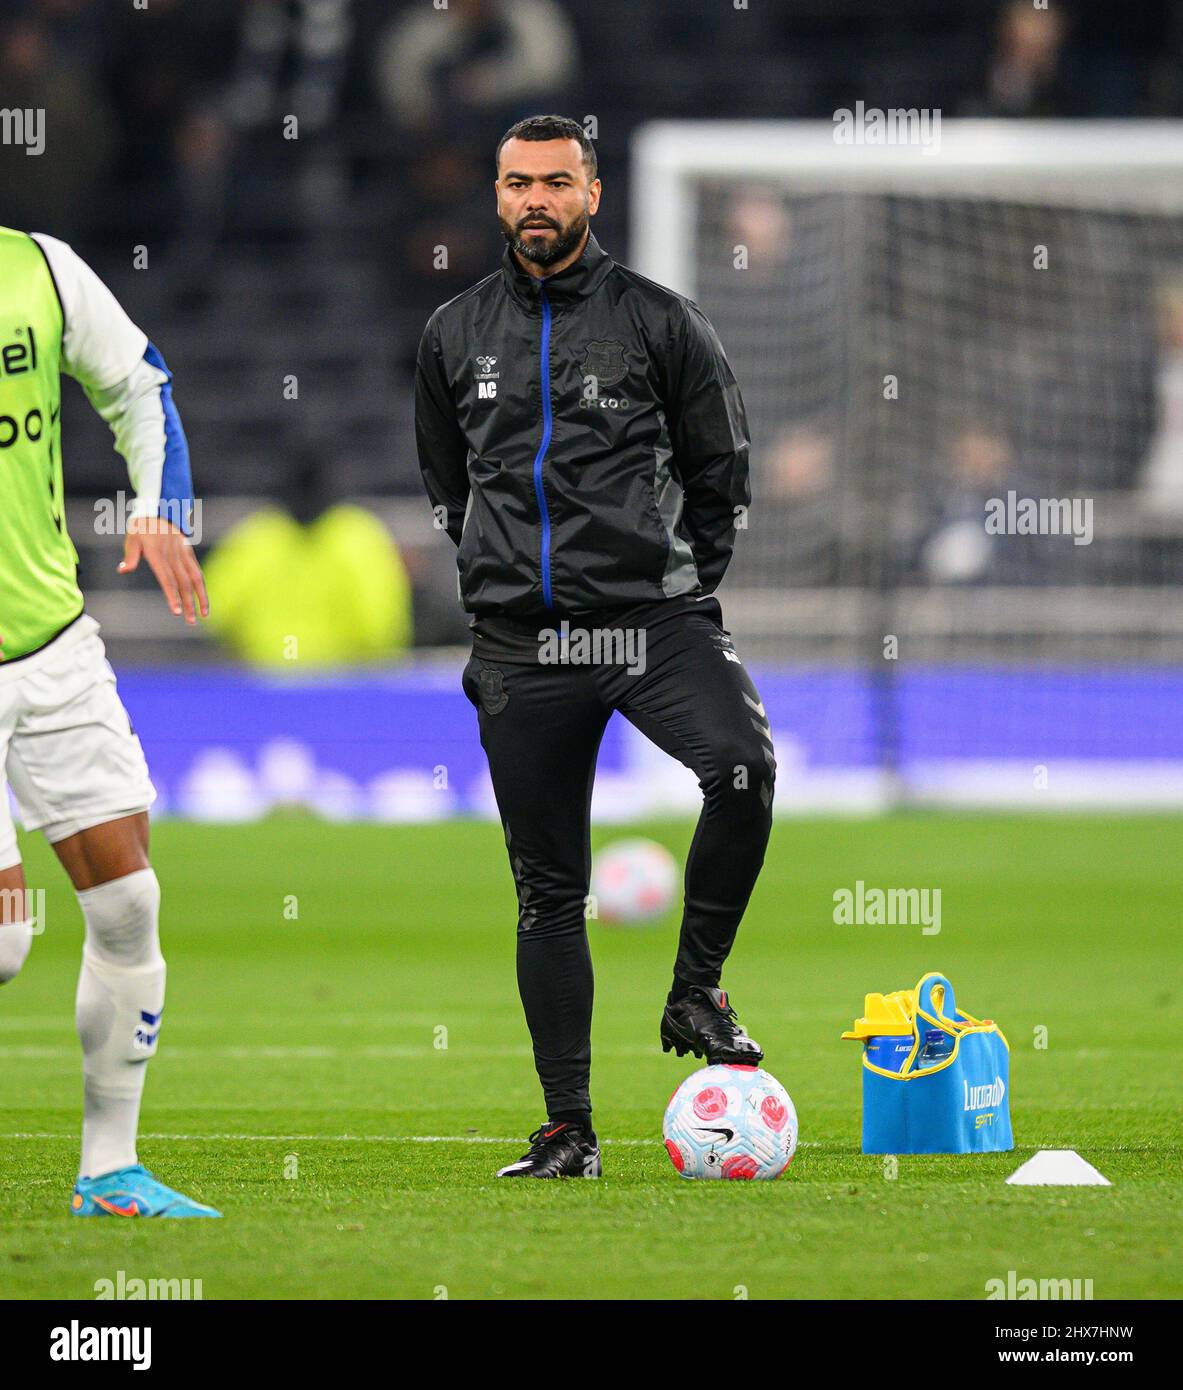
[842,972,1013,1154]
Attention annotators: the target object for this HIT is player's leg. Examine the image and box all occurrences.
[48,813,161,1179]
[0,862,33,981]
[0,698,35,982]
[51,809,151,889]
[52,814,218,1214]
[0,835,34,985]
[6,618,218,1216]
[462,655,609,1177]
[603,605,775,1062]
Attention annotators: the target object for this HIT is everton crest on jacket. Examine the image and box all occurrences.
[414,232,751,617]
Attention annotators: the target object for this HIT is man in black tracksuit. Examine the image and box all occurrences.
[414,115,775,1178]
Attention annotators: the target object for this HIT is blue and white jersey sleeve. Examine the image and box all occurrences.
[31,233,195,535]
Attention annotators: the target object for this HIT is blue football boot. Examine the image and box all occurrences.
[71,1164,222,1218]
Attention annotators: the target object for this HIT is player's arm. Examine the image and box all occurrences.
[414,312,471,547]
[31,234,208,624]
[663,299,752,594]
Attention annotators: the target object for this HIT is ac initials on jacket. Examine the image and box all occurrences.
[478,380,497,399]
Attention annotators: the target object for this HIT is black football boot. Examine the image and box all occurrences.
[661,986,764,1065]
[495,1120,602,1179]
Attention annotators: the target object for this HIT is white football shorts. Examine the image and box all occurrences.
[0,614,156,870]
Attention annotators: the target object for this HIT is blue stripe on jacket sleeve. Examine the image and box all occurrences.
[143,341,194,536]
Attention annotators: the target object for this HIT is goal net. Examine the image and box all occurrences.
[630,120,1183,810]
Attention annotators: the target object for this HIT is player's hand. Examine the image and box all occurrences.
[118,514,210,625]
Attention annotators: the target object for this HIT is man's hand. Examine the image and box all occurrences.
[118,514,209,625]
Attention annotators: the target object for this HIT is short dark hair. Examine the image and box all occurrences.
[495,114,597,182]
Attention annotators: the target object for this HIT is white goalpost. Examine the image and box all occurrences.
[632,121,1183,298]
[627,120,1183,811]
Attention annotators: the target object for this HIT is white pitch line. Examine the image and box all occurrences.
[0,1045,696,1060]
[0,1131,820,1148]
[0,1046,537,1060]
[0,1132,647,1146]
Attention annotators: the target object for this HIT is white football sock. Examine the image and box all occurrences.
[74,868,165,1179]
[0,917,33,983]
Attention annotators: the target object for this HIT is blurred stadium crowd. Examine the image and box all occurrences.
[3,0,1183,661]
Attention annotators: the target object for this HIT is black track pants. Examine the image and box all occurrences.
[461,606,776,1117]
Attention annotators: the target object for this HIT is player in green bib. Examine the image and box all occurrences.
[0,227,219,1218]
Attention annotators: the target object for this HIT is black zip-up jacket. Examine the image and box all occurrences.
[414,230,750,627]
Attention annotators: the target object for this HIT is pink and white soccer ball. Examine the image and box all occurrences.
[590,838,678,923]
[663,1064,798,1180]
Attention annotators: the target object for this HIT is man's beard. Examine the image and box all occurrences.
[501,208,589,268]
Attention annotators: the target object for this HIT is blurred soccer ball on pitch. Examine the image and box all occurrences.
[663,1064,798,1180]
[589,838,678,923]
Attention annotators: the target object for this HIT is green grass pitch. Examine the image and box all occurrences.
[0,814,1179,1300]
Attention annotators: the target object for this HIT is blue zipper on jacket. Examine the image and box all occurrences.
[532,284,555,609]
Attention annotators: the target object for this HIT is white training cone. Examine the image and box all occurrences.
[1006,1149,1111,1186]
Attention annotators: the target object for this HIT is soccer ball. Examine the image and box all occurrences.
[589,838,678,923]
[663,1064,798,1180]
